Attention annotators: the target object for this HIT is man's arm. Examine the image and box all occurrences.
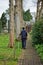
[26,32,27,37]
[20,31,22,36]
[26,32,27,39]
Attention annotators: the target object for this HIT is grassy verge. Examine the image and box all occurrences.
[0,34,22,65]
[35,44,43,62]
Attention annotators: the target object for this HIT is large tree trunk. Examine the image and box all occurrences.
[9,0,14,48]
[39,1,43,18]
[15,0,24,39]
[36,0,40,20]
[19,0,24,28]
[15,0,21,38]
[36,0,43,20]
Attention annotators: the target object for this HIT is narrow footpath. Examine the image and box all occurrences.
[18,34,42,65]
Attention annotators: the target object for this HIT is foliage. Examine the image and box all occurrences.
[35,44,43,61]
[23,9,32,21]
[1,12,7,29]
[32,19,43,44]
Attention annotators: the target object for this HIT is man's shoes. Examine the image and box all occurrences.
[22,47,26,49]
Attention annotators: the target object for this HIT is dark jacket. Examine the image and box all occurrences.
[20,29,27,39]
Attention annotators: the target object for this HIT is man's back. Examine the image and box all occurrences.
[20,27,27,49]
[21,29,27,39]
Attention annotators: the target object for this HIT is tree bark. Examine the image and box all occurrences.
[36,0,40,20]
[36,0,43,20]
[15,0,21,38]
[9,0,14,48]
[15,0,24,39]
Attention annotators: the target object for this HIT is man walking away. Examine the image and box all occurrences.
[20,27,27,49]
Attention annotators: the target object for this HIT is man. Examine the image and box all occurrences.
[20,27,27,49]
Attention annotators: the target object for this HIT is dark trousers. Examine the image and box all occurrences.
[22,38,26,48]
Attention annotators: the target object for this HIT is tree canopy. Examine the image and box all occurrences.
[23,9,32,21]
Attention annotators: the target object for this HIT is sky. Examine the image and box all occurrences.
[23,0,37,12]
[0,0,37,18]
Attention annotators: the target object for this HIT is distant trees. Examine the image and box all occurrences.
[0,19,2,33]
[0,9,10,32]
[1,12,7,29]
[23,10,32,21]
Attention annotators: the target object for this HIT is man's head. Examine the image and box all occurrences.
[22,27,25,30]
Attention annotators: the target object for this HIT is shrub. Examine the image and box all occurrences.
[32,19,43,44]
[35,44,43,60]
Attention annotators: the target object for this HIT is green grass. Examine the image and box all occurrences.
[0,34,22,65]
[35,44,43,61]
